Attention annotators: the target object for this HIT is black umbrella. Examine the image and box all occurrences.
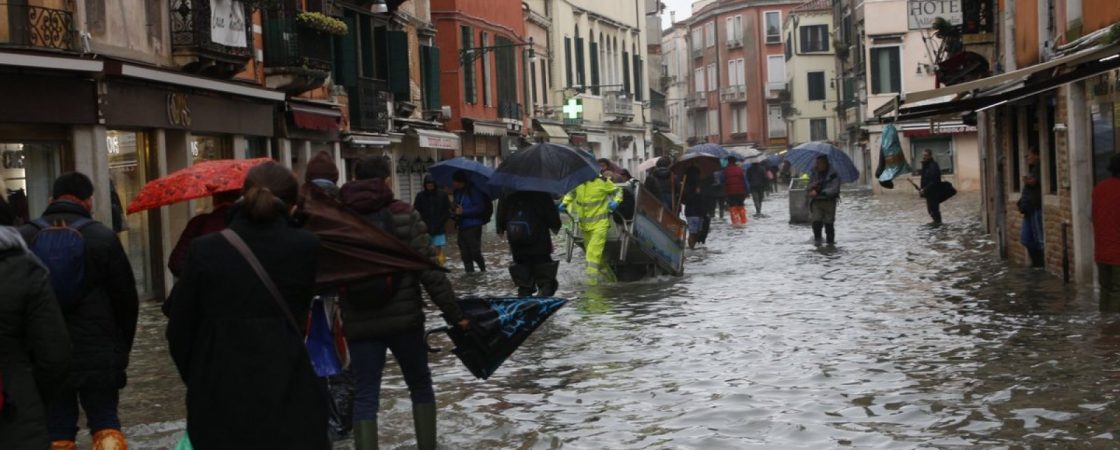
[426,297,567,380]
[488,143,601,196]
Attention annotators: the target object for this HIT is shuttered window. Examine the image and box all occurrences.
[564,37,573,88]
[462,26,476,104]
[807,71,825,101]
[481,32,491,106]
[333,14,359,88]
[589,41,600,95]
[622,51,630,95]
[575,35,585,87]
[634,54,643,101]
[495,36,519,119]
[421,45,441,111]
[387,31,410,101]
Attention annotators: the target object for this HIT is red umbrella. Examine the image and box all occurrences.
[126,158,272,214]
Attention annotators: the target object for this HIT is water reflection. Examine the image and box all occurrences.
[112,191,1119,449]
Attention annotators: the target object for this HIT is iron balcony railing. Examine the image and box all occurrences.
[686,92,707,109]
[498,101,522,120]
[691,47,703,59]
[721,85,747,103]
[0,4,76,51]
[171,0,252,63]
[263,17,332,72]
[726,37,743,49]
[350,78,392,133]
[603,92,634,117]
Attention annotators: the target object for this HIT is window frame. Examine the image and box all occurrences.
[694,67,706,93]
[707,109,719,136]
[810,118,828,141]
[764,11,782,44]
[767,104,786,138]
[707,63,717,92]
[480,31,492,107]
[869,44,903,95]
[807,71,826,101]
[732,105,747,134]
[705,22,715,48]
[799,25,829,53]
[909,136,955,175]
[767,55,786,85]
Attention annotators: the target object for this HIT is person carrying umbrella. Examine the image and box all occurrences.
[561,172,623,284]
[644,157,675,210]
[167,189,240,278]
[807,155,842,245]
[414,176,452,266]
[452,170,492,272]
[722,156,750,226]
[497,191,562,297]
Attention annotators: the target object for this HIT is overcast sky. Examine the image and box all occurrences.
[661,0,696,30]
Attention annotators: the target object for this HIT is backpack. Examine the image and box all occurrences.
[30,218,93,309]
[480,190,494,225]
[505,202,539,245]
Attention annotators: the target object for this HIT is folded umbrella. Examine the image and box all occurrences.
[428,157,495,195]
[126,158,272,214]
[487,143,601,196]
[427,297,568,380]
[300,186,444,288]
[786,142,861,183]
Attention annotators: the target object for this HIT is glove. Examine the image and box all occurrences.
[558,203,567,213]
[608,201,619,211]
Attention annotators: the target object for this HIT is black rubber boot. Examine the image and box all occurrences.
[533,261,560,297]
[413,403,437,450]
[353,420,378,450]
[508,264,536,297]
[825,223,836,245]
[1028,248,1046,268]
[812,222,824,244]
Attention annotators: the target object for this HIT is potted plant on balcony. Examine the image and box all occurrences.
[296,12,348,36]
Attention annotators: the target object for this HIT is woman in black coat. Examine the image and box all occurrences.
[167,162,329,450]
[0,199,70,449]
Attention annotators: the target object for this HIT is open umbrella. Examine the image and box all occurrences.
[786,142,861,183]
[487,143,600,196]
[301,186,444,287]
[686,143,730,159]
[426,297,567,380]
[637,157,664,174]
[670,152,722,177]
[766,155,783,167]
[126,158,271,214]
[428,157,495,194]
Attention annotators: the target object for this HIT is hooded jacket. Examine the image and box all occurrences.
[413,184,452,237]
[0,226,70,450]
[339,179,463,339]
[453,184,491,230]
[20,201,138,389]
[644,167,675,205]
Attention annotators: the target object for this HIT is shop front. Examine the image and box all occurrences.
[392,126,460,202]
[464,120,513,168]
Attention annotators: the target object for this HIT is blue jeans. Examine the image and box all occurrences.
[349,331,436,421]
[46,386,121,441]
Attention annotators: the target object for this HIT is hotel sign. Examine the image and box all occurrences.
[908,0,963,30]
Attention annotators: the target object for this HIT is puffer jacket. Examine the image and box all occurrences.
[339,179,463,339]
[20,201,138,389]
[0,226,70,449]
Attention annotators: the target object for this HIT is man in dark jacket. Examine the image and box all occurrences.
[1020,148,1045,268]
[918,149,943,226]
[413,177,451,266]
[452,171,491,272]
[746,161,769,215]
[497,191,562,297]
[807,156,842,245]
[20,172,138,450]
[0,198,71,450]
[644,158,675,210]
[340,156,468,450]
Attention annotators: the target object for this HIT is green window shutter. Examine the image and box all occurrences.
[589,42,599,95]
[462,26,475,104]
[387,31,410,101]
[634,56,643,101]
[334,15,359,88]
[622,51,631,95]
[575,37,585,87]
[564,37,572,87]
[422,45,442,111]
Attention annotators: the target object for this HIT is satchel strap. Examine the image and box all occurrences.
[220,229,302,334]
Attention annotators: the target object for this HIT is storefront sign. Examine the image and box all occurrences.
[908,0,963,30]
[105,81,274,136]
[418,133,458,150]
[210,0,248,48]
[167,93,192,127]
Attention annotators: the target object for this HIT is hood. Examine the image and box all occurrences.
[340,178,395,214]
[0,226,27,253]
[651,167,672,178]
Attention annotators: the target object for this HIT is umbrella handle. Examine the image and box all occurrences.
[424,326,450,353]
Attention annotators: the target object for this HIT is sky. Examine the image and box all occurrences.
[662,0,696,30]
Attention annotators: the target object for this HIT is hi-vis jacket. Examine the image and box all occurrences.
[562,177,623,226]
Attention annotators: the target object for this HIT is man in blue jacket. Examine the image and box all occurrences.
[452,171,491,272]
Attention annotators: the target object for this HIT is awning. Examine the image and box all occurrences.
[290,102,341,131]
[538,123,569,141]
[899,120,977,137]
[0,51,103,72]
[104,61,286,102]
[472,121,509,137]
[345,133,392,147]
[412,128,460,150]
[654,130,685,149]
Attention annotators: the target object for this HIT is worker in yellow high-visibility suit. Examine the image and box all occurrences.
[561,175,623,284]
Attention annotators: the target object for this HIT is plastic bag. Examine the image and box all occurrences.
[326,371,355,442]
[306,297,343,378]
[175,432,193,450]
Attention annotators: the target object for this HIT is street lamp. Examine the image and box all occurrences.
[460,37,535,67]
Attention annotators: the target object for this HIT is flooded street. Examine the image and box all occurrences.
[114,190,1120,449]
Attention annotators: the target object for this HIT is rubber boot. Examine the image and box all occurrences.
[92,429,128,450]
[508,264,536,297]
[534,261,560,297]
[824,223,836,245]
[353,420,378,450]
[1028,248,1046,268]
[812,222,823,244]
[413,403,437,450]
[51,441,77,450]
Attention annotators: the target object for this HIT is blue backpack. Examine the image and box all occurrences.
[30,218,93,308]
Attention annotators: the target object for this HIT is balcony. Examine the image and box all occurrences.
[603,92,634,122]
[685,92,707,109]
[721,85,747,103]
[0,4,76,52]
[263,17,334,93]
[171,0,253,78]
[766,82,787,101]
[349,78,393,133]
[691,47,703,59]
[725,37,743,49]
[498,101,522,120]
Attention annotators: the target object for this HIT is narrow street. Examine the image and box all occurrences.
[114,190,1118,449]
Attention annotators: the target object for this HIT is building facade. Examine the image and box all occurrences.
[662,18,691,154]
[781,0,838,146]
[684,0,801,153]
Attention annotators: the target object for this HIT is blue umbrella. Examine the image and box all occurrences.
[488,143,601,196]
[766,155,783,167]
[786,142,860,183]
[685,143,730,159]
[428,157,495,194]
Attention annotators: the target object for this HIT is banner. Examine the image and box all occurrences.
[907,0,963,30]
[210,0,248,48]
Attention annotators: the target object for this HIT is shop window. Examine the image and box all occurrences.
[245,137,271,159]
[190,135,232,214]
[910,136,954,175]
[107,130,155,300]
[0,142,62,226]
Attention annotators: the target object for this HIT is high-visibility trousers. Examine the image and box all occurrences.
[580,220,614,285]
[730,205,748,226]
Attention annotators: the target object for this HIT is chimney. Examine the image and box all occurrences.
[670,11,676,24]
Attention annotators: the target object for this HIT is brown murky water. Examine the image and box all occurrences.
[106,190,1119,449]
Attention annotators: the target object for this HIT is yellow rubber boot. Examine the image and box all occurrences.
[92,429,128,450]
[50,441,77,450]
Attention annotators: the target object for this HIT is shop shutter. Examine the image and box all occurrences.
[589,42,600,95]
[387,31,410,102]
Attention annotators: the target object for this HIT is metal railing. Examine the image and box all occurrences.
[170,0,252,62]
[350,78,392,133]
[691,47,703,59]
[0,4,76,51]
[498,101,522,120]
[725,37,743,49]
[263,17,333,72]
[603,92,634,116]
[686,92,707,109]
[721,85,747,102]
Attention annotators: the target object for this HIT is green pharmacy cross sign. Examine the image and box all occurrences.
[562,98,583,124]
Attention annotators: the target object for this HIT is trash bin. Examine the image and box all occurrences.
[788,178,810,224]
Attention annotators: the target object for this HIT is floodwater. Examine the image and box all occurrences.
[107,189,1120,449]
